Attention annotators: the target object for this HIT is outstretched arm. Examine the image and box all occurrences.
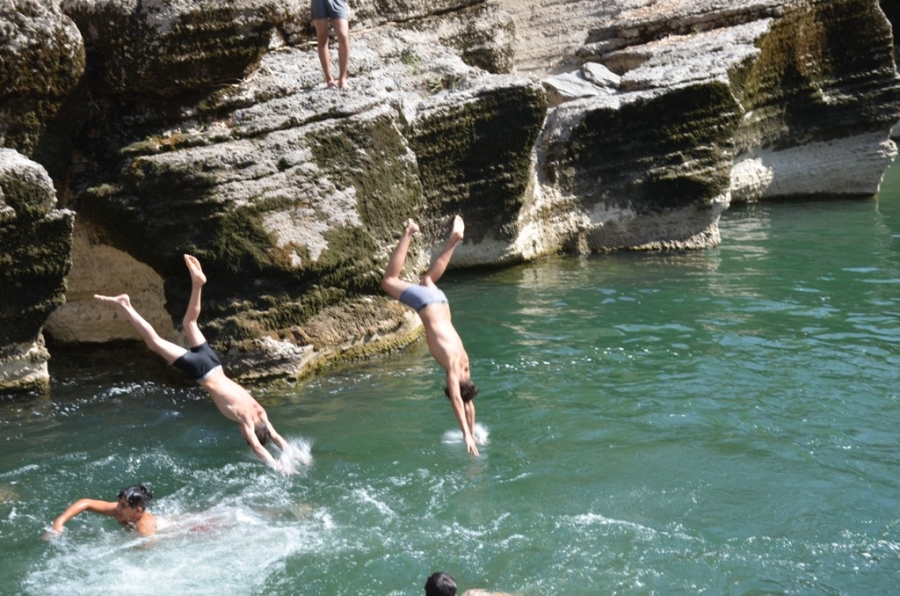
[446,370,479,456]
[260,411,289,452]
[464,399,479,443]
[51,499,117,533]
[240,420,291,473]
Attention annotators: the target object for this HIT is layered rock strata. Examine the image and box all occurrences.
[0,0,899,390]
[0,0,86,176]
[0,149,73,392]
[45,2,547,381]
[538,0,900,257]
[880,0,900,138]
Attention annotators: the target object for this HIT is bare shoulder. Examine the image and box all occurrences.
[136,512,158,536]
[462,591,519,596]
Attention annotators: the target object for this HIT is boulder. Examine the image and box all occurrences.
[0,149,73,393]
[60,0,281,94]
[536,0,900,257]
[0,0,86,175]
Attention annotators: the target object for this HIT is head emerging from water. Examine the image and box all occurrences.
[425,572,457,596]
[118,484,153,510]
[444,380,478,403]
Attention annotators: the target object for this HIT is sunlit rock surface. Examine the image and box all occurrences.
[1,0,899,388]
[0,0,86,177]
[536,0,900,252]
[0,149,73,392]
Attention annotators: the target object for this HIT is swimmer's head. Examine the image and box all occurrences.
[444,380,479,403]
[254,421,271,446]
[425,572,457,596]
[118,484,153,510]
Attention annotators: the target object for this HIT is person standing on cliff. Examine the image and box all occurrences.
[312,0,350,89]
[381,216,482,456]
[94,255,298,473]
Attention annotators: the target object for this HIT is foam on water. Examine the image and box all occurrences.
[278,436,314,474]
[441,423,489,446]
[26,509,331,595]
[23,459,334,596]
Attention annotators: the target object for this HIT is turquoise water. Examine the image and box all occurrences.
[3,163,900,595]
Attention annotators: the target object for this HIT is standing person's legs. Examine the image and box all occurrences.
[334,18,350,88]
[93,294,187,364]
[314,19,336,87]
[381,219,419,300]
[422,215,464,286]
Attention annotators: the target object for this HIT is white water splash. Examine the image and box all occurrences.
[278,436,313,474]
[441,423,489,446]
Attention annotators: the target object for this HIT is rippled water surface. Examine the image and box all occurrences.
[3,164,900,595]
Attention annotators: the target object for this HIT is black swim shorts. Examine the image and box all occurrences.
[172,343,222,381]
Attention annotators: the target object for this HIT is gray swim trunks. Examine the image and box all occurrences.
[311,0,348,20]
[399,285,449,312]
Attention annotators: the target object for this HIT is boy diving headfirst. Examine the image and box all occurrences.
[381,216,483,456]
[95,255,294,472]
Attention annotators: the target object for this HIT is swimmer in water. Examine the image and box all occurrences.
[94,254,294,473]
[424,572,518,596]
[381,216,482,456]
[49,484,157,537]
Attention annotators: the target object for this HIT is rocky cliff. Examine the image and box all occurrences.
[881,0,900,138]
[1,0,898,392]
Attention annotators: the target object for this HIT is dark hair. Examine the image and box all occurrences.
[118,484,153,509]
[425,572,457,596]
[255,421,271,446]
[444,381,479,403]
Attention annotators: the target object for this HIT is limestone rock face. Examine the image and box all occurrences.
[43,222,176,345]
[0,0,86,175]
[880,0,900,139]
[61,20,545,379]
[0,149,73,392]
[536,0,900,253]
[1,0,899,389]
[60,0,280,94]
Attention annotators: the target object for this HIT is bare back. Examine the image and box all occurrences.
[199,368,264,424]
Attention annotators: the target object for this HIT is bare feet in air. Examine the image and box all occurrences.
[93,293,132,309]
[184,254,206,286]
[450,214,465,243]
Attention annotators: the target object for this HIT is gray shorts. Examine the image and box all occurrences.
[399,284,449,312]
[311,0,348,20]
